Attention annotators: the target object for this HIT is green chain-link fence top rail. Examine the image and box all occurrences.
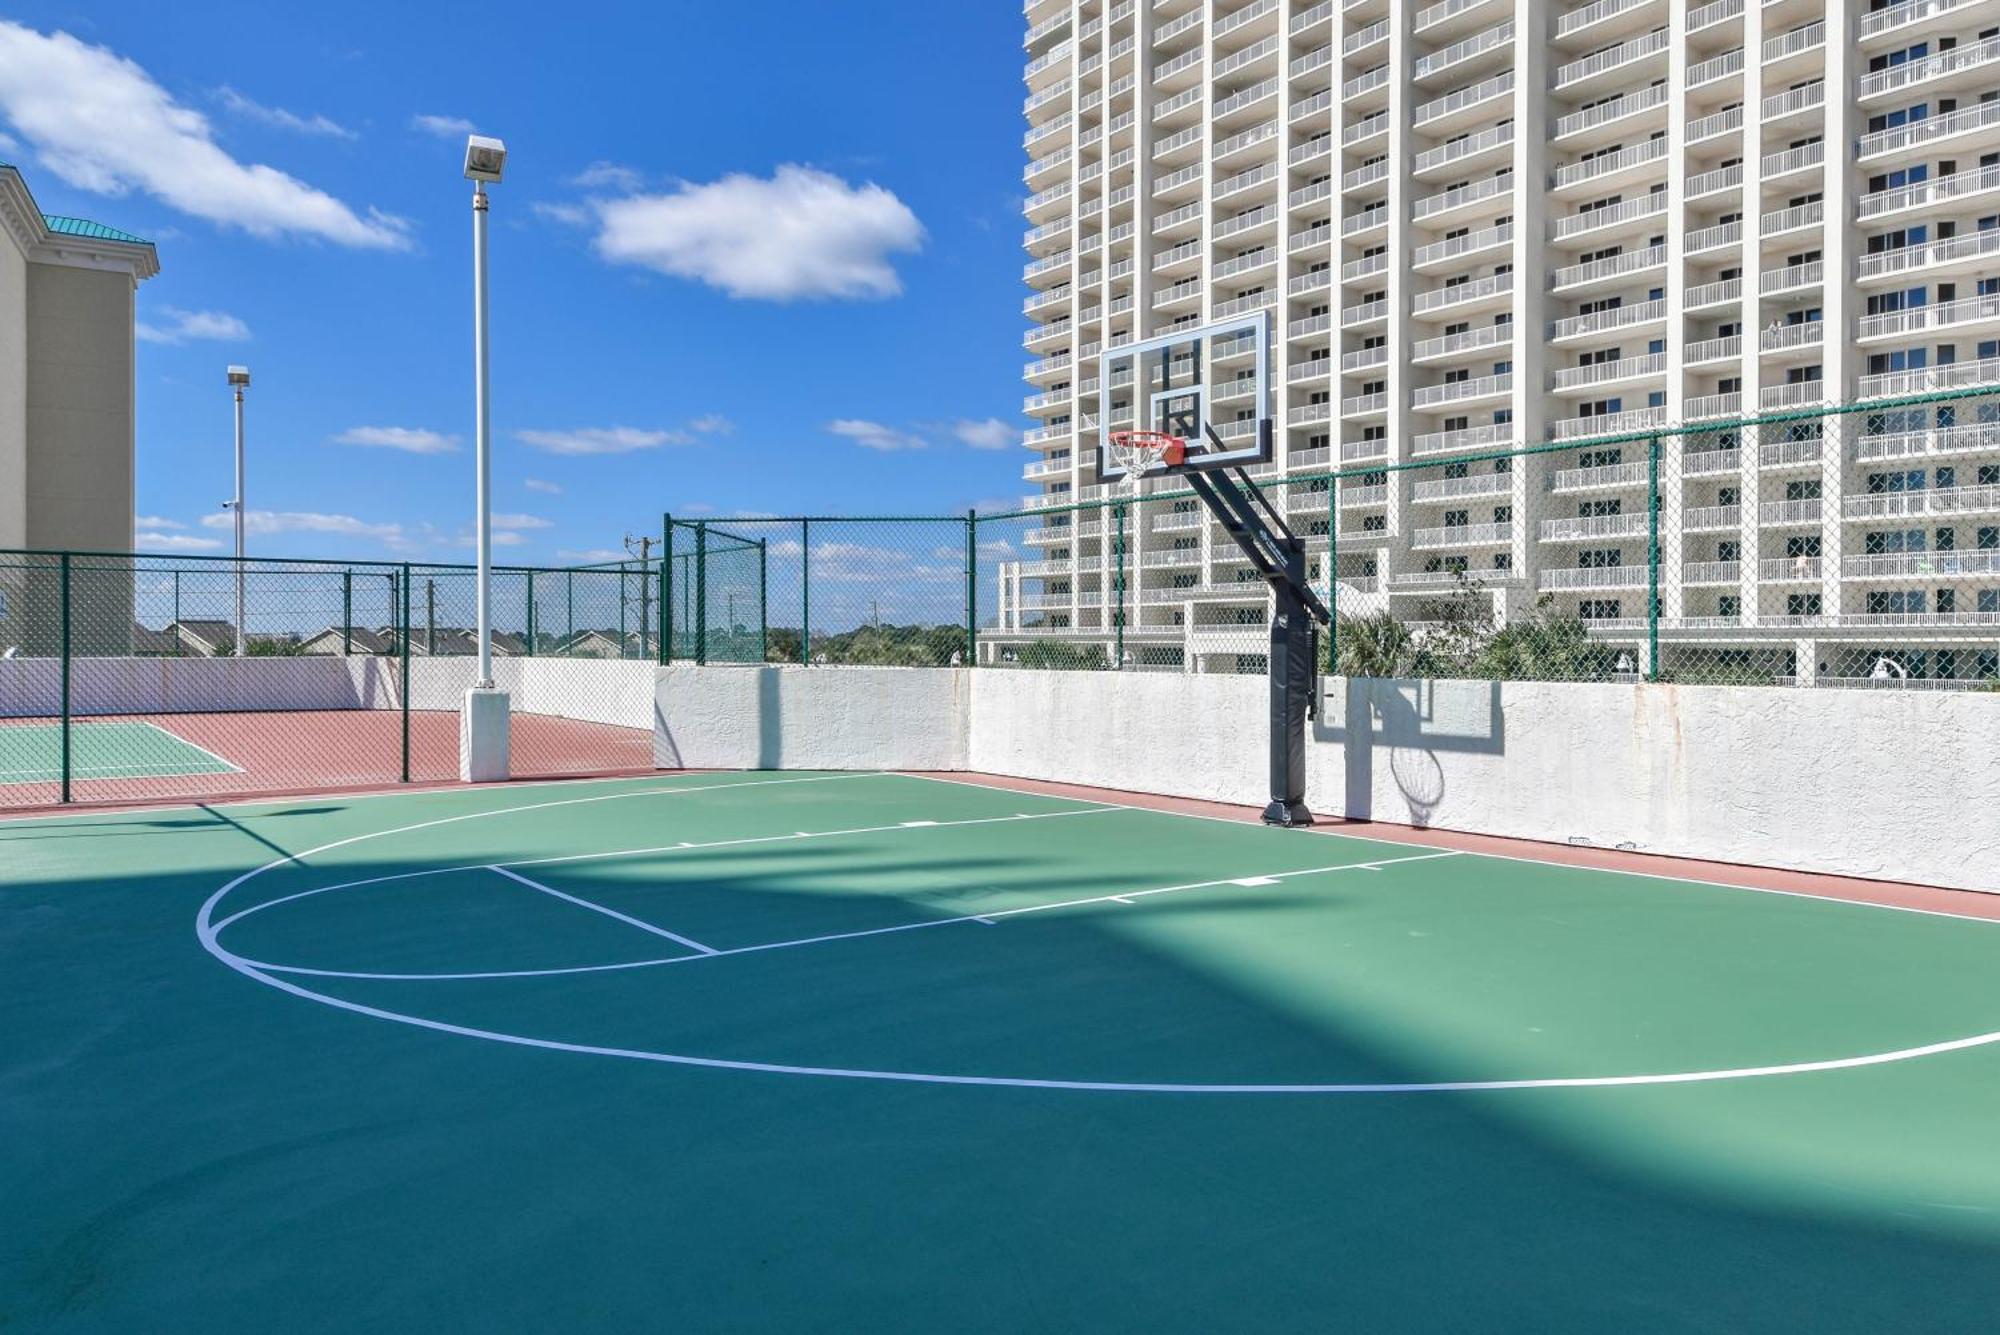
[664,390,2000,690]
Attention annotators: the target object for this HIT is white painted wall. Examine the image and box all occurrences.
[654,665,2000,894]
[0,654,394,716]
[654,664,970,773]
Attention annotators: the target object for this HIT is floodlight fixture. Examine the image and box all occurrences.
[463,135,507,183]
[226,365,250,387]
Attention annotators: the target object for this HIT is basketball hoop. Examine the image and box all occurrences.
[1106,430,1186,494]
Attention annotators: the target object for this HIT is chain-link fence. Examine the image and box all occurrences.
[0,552,663,808]
[664,391,2000,691]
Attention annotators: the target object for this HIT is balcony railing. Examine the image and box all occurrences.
[1556,0,1657,39]
[1683,561,1742,584]
[1411,422,1516,456]
[1858,98,2000,160]
[1858,32,2000,99]
[1858,226,2000,281]
[1550,193,1667,241]
[1413,71,1513,127]
[1685,220,1741,255]
[1685,163,1742,199]
[1758,498,1822,524]
[1550,82,1667,140]
[1761,80,1824,121]
[1412,371,1513,408]
[1549,245,1665,289]
[1547,407,1667,441]
[1761,320,1824,352]
[1860,292,2000,340]
[1760,141,1823,178]
[1413,521,1514,548]
[1413,21,1513,81]
[1759,259,1823,295]
[1216,205,1279,239]
[1761,200,1823,235]
[1342,110,1389,145]
[1551,352,1665,391]
[1684,391,1742,420]
[1843,484,2000,521]
[1860,163,2000,220]
[1683,276,1741,308]
[1759,380,1828,409]
[1412,172,1513,219]
[1413,271,1512,314]
[1551,27,1669,88]
[1413,222,1512,268]
[1414,123,1514,175]
[1860,355,2000,399]
[1540,513,1648,541]
[1551,139,1668,191]
[1412,323,1513,361]
[1551,459,1648,489]
[1685,105,1742,145]
[1683,504,1743,530]
[1762,19,1824,62]
[1687,46,1743,87]
[1687,0,1742,32]
[1539,565,1648,590]
[1413,471,1513,502]
[1550,298,1665,340]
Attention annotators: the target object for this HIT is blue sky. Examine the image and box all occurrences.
[0,2,1030,564]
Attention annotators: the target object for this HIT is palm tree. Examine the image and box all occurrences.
[1333,611,1419,679]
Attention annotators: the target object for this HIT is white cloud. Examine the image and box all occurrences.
[216,87,354,140]
[532,201,590,227]
[828,419,926,452]
[134,307,251,345]
[953,418,1014,451]
[515,425,685,456]
[201,509,406,544]
[589,164,924,301]
[571,160,642,191]
[332,425,459,455]
[492,512,552,531]
[136,531,222,552]
[524,478,563,495]
[411,113,475,138]
[0,22,407,249]
[557,547,628,563]
[689,413,734,436]
[136,515,187,529]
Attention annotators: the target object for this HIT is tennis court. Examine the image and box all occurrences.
[6,768,2000,1331]
[0,719,239,786]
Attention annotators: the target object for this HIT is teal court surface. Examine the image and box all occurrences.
[7,769,2000,1331]
[0,720,239,786]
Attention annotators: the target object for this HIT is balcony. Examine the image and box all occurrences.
[1550,298,1666,341]
[1761,200,1823,237]
[1761,19,1824,64]
[1341,390,1389,417]
[1683,561,1742,584]
[1413,521,1514,549]
[1547,407,1667,442]
[1841,484,2000,521]
[1412,222,1513,271]
[1551,353,1665,393]
[1552,463,1648,495]
[1341,297,1388,327]
[1843,551,2000,579]
[1684,105,1742,147]
[1684,335,1741,366]
[1683,505,1743,530]
[1413,21,1513,83]
[1549,245,1665,291]
[1340,344,1388,372]
[1758,499,1822,525]
[1539,513,1648,541]
[1539,565,1648,591]
[1412,271,1513,316]
[1683,276,1741,310]
[1413,124,1515,177]
[1411,173,1513,222]
[1858,33,2000,100]
[1342,110,1388,147]
[1216,204,1280,239]
[1760,141,1824,181]
[1412,322,1513,363]
[1687,46,1744,88]
[1413,371,1514,409]
[1760,557,1821,582]
[1411,422,1515,456]
[1760,80,1824,123]
[1550,193,1667,242]
[1412,71,1513,129]
[1759,260,1823,296]
[1859,227,2000,283]
[1684,446,1741,475]
[1860,355,2000,399]
[1684,392,1742,420]
[1685,163,1741,201]
[1758,380,1828,410]
[1858,292,2000,342]
[1555,0,1661,41]
[1551,139,1668,193]
[1855,420,2000,461]
[1550,82,1667,141]
[1413,471,1513,502]
[1414,0,1508,36]
[1552,28,1669,92]
[1858,98,2000,163]
[1342,17,1388,55]
[1686,0,1741,33]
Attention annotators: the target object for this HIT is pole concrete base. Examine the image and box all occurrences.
[460,687,511,783]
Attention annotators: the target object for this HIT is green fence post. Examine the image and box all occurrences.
[618,567,628,659]
[758,539,769,663]
[566,571,574,657]
[399,563,411,782]
[799,518,811,664]
[341,570,352,656]
[662,516,675,665]
[59,553,72,803]
[525,570,536,657]
[964,510,977,667]
[1647,436,1661,682]
[1114,500,1127,670]
[694,522,708,666]
[1327,474,1338,674]
[171,569,183,655]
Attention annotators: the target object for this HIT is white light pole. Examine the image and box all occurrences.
[227,365,250,656]
[460,135,511,782]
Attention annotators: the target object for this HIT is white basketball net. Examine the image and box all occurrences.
[1106,432,1180,497]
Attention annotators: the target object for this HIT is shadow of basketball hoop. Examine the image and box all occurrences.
[1311,676,1504,827]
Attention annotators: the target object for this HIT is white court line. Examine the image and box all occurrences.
[212,804,1122,933]
[487,865,717,955]
[195,776,2000,1094]
[236,849,1463,981]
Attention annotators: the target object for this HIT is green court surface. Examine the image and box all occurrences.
[6,771,2000,1331]
[0,721,238,786]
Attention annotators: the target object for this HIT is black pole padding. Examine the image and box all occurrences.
[1262,533,1315,828]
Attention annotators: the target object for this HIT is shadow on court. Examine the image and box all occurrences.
[5,781,2000,1333]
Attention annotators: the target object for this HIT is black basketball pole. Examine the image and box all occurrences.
[1179,423,1330,827]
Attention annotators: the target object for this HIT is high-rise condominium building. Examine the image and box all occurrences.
[999,0,2000,685]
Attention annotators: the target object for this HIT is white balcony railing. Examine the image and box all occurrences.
[1550,82,1667,140]
[1549,299,1664,341]
[1551,193,1667,241]
[1551,27,1669,88]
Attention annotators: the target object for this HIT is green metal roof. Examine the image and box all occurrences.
[41,214,154,247]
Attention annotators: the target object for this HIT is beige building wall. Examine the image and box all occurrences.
[23,262,137,553]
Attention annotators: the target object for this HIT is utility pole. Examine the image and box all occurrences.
[624,534,656,656]
[425,578,437,655]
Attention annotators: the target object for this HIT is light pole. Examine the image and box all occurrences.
[226,365,250,656]
[460,134,510,782]
[464,134,506,686]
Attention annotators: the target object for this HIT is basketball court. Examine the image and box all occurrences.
[7,767,2000,1330]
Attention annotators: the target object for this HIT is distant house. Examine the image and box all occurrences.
[130,622,178,656]
[557,629,633,659]
[298,625,397,656]
[172,620,238,656]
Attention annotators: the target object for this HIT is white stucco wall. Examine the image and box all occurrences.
[653,664,970,772]
[0,654,393,716]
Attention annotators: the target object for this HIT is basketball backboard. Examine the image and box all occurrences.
[1095,309,1272,482]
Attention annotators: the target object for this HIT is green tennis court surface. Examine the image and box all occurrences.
[6,770,2000,1331]
[0,720,239,786]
